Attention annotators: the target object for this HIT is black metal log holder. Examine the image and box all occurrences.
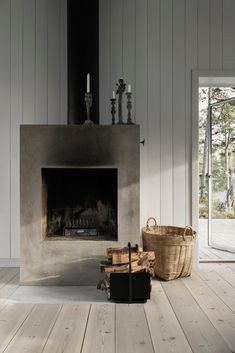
[109,242,151,303]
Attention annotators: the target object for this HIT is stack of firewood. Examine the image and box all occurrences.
[97,244,155,293]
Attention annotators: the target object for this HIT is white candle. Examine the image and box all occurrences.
[128,84,131,93]
[112,91,115,99]
[87,73,90,92]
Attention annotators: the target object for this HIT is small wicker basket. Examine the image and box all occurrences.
[142,217,196,280]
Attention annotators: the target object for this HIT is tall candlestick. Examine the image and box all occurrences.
[110,97,116,125]
[112,91,115,99]
[87,73,90,93]
[126,91,134,124]
[84,92,93,124]
[128,84,131,93]
[116,78,126,124]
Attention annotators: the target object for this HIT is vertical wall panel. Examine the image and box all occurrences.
[123,0,135,121]
[197,0,210,69]
[99,0,110,124]
[185,0,197,224]
[10,0,23,258]
[210,0,223,69]
[147,0,161,220]
[99,0,235,235]
[172,0,186,226]
[160,0,173,224]
[35,0,48,124]
[0,0,67,260]
[48,0,61,124]
[60,0,67,124]
[223,0,235,69]
[135,0,148,228]
[0,0,11,258]
[22,0,36,124]
[110,0,123,95]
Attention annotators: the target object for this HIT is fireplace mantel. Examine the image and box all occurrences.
[20,125,140,285]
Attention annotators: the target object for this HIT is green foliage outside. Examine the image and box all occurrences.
[199,87,235,219]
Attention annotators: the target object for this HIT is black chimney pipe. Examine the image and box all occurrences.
[67,0,99,124]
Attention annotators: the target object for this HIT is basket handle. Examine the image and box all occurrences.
[183,226,195,241]
[146,217,158,231]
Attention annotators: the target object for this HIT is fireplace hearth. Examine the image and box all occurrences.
[20,125,139,285]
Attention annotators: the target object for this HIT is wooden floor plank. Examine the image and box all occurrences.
[210,263,235,288]
[227,263,235,273]
[199,249,210,259]
[82,304,115,353]
[197,266,235,312]
[202,247,221,259]
[183,271,235,352]
[116,304,154,353]
[0,299,7,312]
[145,280,193,353]
[0,273,19,299]
[0,303,34,353]
[162,279,232,353]
[0,268,19,289]
[3,304,61,353]
[42,304,90,353]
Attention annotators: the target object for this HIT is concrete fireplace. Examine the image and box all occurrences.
[20,125,140,285]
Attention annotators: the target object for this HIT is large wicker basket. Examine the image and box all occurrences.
[142,217,196,280]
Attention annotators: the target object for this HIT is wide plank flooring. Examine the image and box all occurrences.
[0,265,235,353]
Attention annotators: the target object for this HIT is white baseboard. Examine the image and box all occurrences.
[0,258,20,267]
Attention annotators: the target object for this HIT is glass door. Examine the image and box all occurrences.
[209,100,235,252]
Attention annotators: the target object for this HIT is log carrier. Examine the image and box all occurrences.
[97,243,155,302]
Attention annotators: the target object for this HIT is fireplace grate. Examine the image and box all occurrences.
[63,227,97,237]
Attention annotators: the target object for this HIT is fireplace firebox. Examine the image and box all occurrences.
[42,168,117,240]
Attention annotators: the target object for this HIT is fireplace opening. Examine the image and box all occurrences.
[41,168,118,241]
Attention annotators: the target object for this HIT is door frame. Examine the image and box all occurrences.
[192,70,235,259]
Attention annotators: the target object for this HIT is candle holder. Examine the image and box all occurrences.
[126,92,134,124]
[84,92,93,124]
[110,98,116,125]
[116,78,126,124]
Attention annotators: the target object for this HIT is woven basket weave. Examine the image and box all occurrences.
[142,217,196,280]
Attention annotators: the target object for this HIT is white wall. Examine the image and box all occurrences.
[0,0,67,262]
[1,0,235,262]
[99,0,235,229]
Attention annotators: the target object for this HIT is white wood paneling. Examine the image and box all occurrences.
[172,0,186,226]
[10,0,23,258]
[210,0,223,69]
[2,0,235,260]
[223,0,235,69]
[0,0,11,258]
[110,0,123,97]
[60,0,67,125]
[147,0,161,220]
[160,0,173,224]
[123,0,135,121]
[197,0,210,69]
[0,0,67,260]
[48,0,61,124]
[136,0,148,228]
[35,0,48,124]
[185,0,198,226]
[22,0,36,124]
[99,0,235,229]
